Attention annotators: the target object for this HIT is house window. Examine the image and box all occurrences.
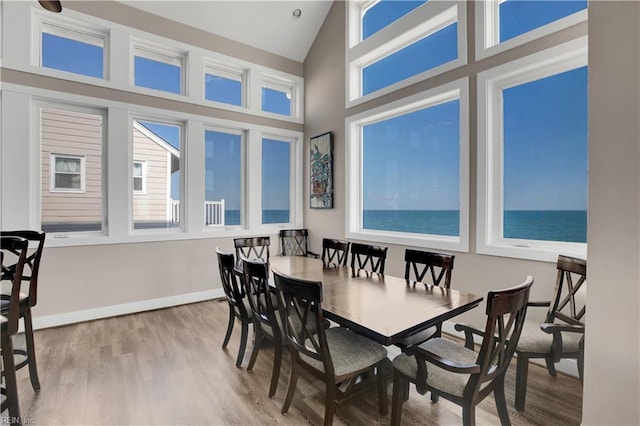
[40,22,105,79]
[41,106,104,233]
[346,79,469,252]
[262,78,293,116]
[133,45,184,95]
[204,129,242,226]
[132,119,182,230]
[477,37,588,261]
[133,161,146,194]
[205,64,244,107]
[262,137,291,224]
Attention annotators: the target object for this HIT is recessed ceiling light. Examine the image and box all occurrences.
[293,8,302,18]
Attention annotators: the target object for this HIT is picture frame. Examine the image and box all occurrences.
[310,131,333,209]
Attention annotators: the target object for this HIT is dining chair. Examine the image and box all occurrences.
[395,249,455,350]
[391,276,533,426]
[215,248,252,368]
[279,229,319,258]
[0,230,46,393]
[514,255,586,411]
[273,270,388,426]
[321,238,350,267]
[234,236,270,262]
[349,242,388,274]
[1,236,30,421]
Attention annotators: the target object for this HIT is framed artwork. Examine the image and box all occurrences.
[310,131,333,209]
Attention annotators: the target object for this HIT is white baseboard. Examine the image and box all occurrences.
[31,288,226,330]
[441,321,579,378]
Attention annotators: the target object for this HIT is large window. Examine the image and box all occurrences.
[347,80,469,251]
[133,45,184,95]
[40,106,104,233]
[204,129,242,226]
[477,38,588,261]
[40,22,105,79]
[262,137,291,224]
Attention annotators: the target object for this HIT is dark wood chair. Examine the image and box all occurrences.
[349,242,388,274]
[215,248,252,368]
[321,238,350,267]
[391,276,533,426]
[279,229,319,258]
[395,249,455,349]
[234,236,270,262]
[273,270,388,426]
[1,236,30,422]
[514,255,586,411]
[0,230,46,393]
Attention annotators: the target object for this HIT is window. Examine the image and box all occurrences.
[205,64,244,107]
[204,129,242,226]
[133,161,146,193]
[477,37,588,261]
[262,137,291,224]
[40,22,105,78]
[346,79,469,251]
[262,78,292,116]
[348,1,465,103]
[41,106,104,233]
[132,120,182,230]
[133,45,184,95]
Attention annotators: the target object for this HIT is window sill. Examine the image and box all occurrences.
[476,240,587,263]
[346,229,468,254]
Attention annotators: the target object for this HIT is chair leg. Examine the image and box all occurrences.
[222,305,235,349]
[236,317,249,368]
[391,370,406,426]
[23,309,40,392]
[494,375,511,426]
[402,379,410,402]
[578,337,585,385]
[247,324,261,372]
[282,354,299,414]
[2,334,21,422]
[376,364,388,415]
[323,380,336,426]
[515,353,529,412]
[545,357,557,377]
[269,340,283,398]
[462,403,477,426]
[430,392,439,403]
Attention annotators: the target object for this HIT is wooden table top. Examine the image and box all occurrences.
[269,256,483,346]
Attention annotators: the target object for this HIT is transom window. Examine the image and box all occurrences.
[40,22,105,79]
[205,63,245,107]
[262,78,293,116]
[360,0,428,40]
[132,44,184,95]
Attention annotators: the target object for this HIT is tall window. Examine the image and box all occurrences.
[204,129,242,226]
[132,120,181,230]
[262,137,291,224]
[40,106,104,233]
[41,22,105,78]
[205,64,244,107]
[133,45,184,95]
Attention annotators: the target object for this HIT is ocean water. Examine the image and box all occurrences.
[363,210,587,243]
[225,209,289,225]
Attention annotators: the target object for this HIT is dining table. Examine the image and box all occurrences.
[268,256,483,346]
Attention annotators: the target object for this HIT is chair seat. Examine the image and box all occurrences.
[516,320,582,354]
[397,326,438,347]
[0,315,7,331]
[0,292,29,314]
[301,327,387,378]
[393,338,479,397]
[231,298,253,319]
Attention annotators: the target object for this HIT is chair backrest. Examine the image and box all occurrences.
[0,230,45,307]
[273,270,334,376]
[215,248,247,314]
[404,249,454,288]
[280,229,309,256]
[234,236,270,262]
[470,276,533,394]
[350,242,388,274]
[321,238,350,267]
[242,257,278,334]
[546,255,586,326]
[1,236,30,336]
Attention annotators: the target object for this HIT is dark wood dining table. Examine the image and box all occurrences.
[269,256,483,346]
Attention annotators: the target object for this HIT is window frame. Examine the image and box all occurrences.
[131,40,187,95]
[204,61,247,107]
[49,153,86,193]
[476,36,588,262]
[261,75,295,117]
[346,78,469,252]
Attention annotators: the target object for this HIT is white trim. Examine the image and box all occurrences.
[476,37,588,262]
[31,289,224,330]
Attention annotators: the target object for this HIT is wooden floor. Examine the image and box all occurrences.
[11,300,582,425]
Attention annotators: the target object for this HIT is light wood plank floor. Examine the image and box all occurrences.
[12,300,582,425]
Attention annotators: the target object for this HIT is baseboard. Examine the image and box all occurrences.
[441,321,579,378]
[31,288,225,330]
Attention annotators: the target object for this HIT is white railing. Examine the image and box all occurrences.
[169,200,225,226]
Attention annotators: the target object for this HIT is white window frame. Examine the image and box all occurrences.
[261,75,295,117]
[477,37,588,262]
[475,0,588,60]
[346,78,469,252]
[131,41,187,95]
[50,153,86,193]
[204,61,247,107]
[346,0,466,107]
[132,160,147,194]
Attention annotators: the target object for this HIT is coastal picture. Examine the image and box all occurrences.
[310,132,333,209]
